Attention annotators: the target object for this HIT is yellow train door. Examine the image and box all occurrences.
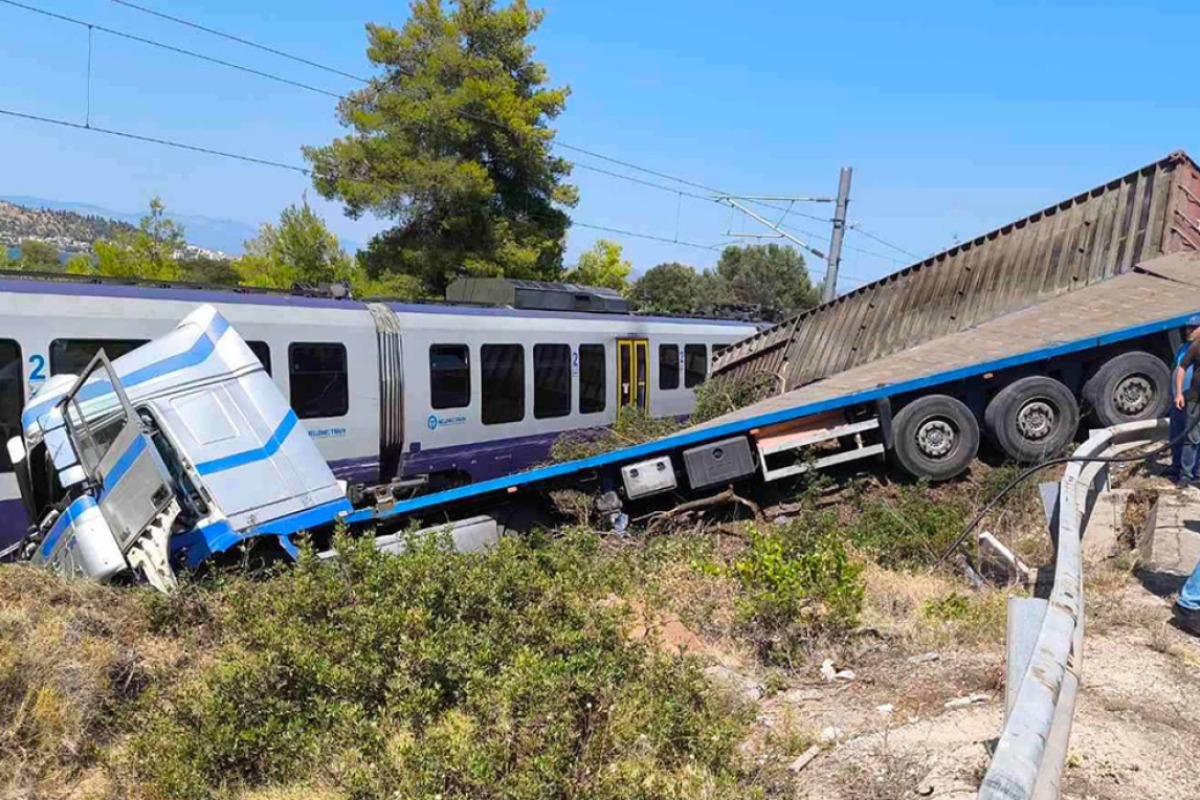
[617,338,649,410]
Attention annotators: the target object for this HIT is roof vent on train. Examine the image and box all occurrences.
[445,277,630,314]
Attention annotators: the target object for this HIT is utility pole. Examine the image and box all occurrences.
[822,167,853,303]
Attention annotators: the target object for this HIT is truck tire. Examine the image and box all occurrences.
[892,395,979,481]
[1081,351,1170,427]
[985,376,1079,463]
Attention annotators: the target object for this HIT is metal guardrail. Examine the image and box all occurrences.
[977,418,1168,800]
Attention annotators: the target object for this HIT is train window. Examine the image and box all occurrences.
[579,344,606,414]
[49,338,149,376]
[288,343,349,419]
[659,344,680,390]
[685,344,708,388]
[534,344,571,419]
[481,344,524,425]
[247,341,272,376]
[0,339,21,472]
[430,344,470,409]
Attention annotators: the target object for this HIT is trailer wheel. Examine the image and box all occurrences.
[985,376,1079,463]
[892,395,979,481]
[1082,351,1170,427]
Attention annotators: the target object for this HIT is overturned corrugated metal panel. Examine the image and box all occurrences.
[713,150,1200,388]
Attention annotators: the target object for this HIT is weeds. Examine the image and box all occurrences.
[128,530,756,800]
[727,519,864,662]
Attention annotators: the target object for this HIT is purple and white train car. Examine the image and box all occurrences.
[0,275,758,549]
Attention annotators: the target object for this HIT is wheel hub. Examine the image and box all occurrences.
[1113,375,1152,415]
[1016,400,1055,440]
[916,418,956,458]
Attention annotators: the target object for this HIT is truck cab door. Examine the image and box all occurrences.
[63,353,175,555]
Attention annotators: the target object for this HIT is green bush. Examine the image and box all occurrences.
[549,405,682,462]
[842,485,967,568]
[689,372,778,426]
[130,530,755,800]
[728,520,864,660]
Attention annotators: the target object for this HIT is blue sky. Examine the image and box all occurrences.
[1,0,1196,290]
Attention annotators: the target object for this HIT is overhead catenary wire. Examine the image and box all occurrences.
[109,0,371,83]
[5,0,916,274]
[0,105,726,253]
[109,0,909,256]
[0,0,344,98]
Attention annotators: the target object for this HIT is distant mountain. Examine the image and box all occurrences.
[0,200,139,251]
[1,196,258,256]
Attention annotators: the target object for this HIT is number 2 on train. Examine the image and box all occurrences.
[28,354,46,382]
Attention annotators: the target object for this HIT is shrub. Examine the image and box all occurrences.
[549,405,682,462]
[842,485,967,569]
[689,372,778,425]
[728,519,864,660]
[129,530,755,800]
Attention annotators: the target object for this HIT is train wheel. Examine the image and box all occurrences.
[892,395,979,481]
[985,376,1079,463]
[1082,351,1171,427]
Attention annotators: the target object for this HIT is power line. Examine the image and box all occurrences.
[848,223,922,260]
[0,0,344,98]
[22,0,866,246]
[110,0,370,84]
[5,0,896,276]
[0,105,731,254]
[573,222,721,251]
[0,107,309,172]
[111,0,841,221]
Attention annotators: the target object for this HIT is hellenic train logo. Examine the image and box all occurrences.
[428,414,466,430]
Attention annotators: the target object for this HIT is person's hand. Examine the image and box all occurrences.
[1177,392,1187,410]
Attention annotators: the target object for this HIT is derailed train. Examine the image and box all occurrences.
[0,273,757,550]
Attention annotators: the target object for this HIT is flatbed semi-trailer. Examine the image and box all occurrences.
[17,253,1200,586]
[346,250,1200,535]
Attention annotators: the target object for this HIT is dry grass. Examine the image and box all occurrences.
[0,566,172,799]
[858,563,1009,652]
[835,736,930,800]
[1085,560,1164,634]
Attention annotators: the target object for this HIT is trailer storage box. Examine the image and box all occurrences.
[621,456,678,499]
[682,436,755,490]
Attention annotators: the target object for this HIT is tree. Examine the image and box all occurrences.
[178,255,241,286]
[88,198,185,280]
[711,244,820,318]
[628,262,701,314]
[564,239,631,292]
[16,239,61,270]
[304,0,577,298]
[232,201,357,290]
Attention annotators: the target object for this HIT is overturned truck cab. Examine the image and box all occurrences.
[4,305,351,590]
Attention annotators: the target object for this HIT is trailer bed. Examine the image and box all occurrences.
[348,251,1200,525]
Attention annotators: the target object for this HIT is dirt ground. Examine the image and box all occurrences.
[699,469,1200,800]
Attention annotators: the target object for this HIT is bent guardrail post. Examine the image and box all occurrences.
[978,418,1167,800]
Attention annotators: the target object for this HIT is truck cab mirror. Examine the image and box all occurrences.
[43,425,80,471]
[6,436,25,467]
[58,464,87,489]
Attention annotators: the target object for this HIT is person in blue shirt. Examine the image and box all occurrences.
[1172,318,1200,635]
[1169,321,1200,482]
